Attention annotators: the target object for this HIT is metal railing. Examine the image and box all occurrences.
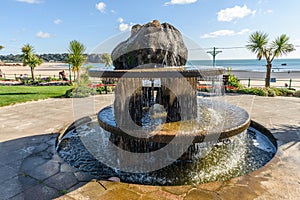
[238,77,300,90]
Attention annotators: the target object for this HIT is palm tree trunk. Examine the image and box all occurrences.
[73,70,76,82]
[77,71,80,83]
[30,67,35,81]
[265,63,272,87]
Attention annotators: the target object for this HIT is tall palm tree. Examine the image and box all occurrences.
[246,31,295,87]
[101,53,112,67]
[21,44,43,81]
[67,40,87,82]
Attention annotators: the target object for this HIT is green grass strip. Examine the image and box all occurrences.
[0,86,72,107]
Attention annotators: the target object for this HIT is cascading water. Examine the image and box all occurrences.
[56,20,277,186]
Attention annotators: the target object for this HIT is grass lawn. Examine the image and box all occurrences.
[0,86,72,107]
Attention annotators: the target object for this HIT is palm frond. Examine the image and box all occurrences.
[67,40,87,81]
[246,31,269,60]
[271,34,295,58]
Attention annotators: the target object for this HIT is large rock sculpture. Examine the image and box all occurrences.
[112,20,196,127]
[111,20,188,69]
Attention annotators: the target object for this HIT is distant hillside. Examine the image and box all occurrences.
[0,53,108,63]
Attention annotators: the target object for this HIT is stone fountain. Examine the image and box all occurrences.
[56,20,277,185]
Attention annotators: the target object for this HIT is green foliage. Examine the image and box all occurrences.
[65,86,97,98]
[238,88,268,96]
[96,86,113,94]
[227,68,243,89]
[276,88,295,96]
[64,66,98,98]
[294,90,300,97]
[67,40,87,82]
[265,87,275,97]
[21,44,43,81]
[228,87,296,97]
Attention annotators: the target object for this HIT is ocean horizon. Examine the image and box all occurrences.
[85,58,300,72]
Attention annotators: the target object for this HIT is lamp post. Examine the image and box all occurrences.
[68,63,72,82]
[207,47,222,67]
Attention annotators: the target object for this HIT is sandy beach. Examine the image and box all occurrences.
[0,62,69,79]
[1,63,300,89]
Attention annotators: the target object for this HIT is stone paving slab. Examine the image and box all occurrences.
[0,94,299,199]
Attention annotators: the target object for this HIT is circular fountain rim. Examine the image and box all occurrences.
[97,99,251,143]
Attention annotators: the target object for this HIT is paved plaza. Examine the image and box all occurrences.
[0,94,299,199]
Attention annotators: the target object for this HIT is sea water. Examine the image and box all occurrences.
[188,59,300,72]
[85,58,300,72]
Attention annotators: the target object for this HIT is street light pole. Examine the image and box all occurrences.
[207,47,222,67]
[68,63,72,82]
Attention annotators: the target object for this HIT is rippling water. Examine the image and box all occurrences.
[57,119,276,186]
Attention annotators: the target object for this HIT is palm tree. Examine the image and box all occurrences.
[246,31,295,87]
[67,40,87,82]
[101,53,112,67]
[21,44,43,81]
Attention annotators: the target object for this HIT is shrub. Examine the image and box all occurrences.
[273,88,295,96]
[65,66,95,98]
[266,87,275,97]
[272,87,283,96]
[96,86,113,94]
[65,86,97,98]
[233,87,268,96]
[227,73,243,89]
[293,90,300,97]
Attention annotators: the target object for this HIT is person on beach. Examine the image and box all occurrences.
[59,70,68,81]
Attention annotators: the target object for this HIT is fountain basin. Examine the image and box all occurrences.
[56,117,277,186]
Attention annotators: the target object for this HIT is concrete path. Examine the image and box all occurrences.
[0,94,299,199]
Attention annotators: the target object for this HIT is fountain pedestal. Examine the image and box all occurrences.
[114,76,198,128]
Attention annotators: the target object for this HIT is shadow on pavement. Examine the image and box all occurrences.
[0,133,95,200]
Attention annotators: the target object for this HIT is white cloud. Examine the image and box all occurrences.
[117,18,132,32]
[164,0,197,5]
[201,29,251,38]
[54,19,62,25]
[217,5,256,22]
[264,9,273,14]
[119,23,130,32]
[96,2,106,13]
[117,17,124,23]
[16,0,41,3]
[36,31,52,38]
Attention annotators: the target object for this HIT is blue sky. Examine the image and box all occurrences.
[0,0,300,59]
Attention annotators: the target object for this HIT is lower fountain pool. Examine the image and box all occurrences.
[56,116,277,186]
